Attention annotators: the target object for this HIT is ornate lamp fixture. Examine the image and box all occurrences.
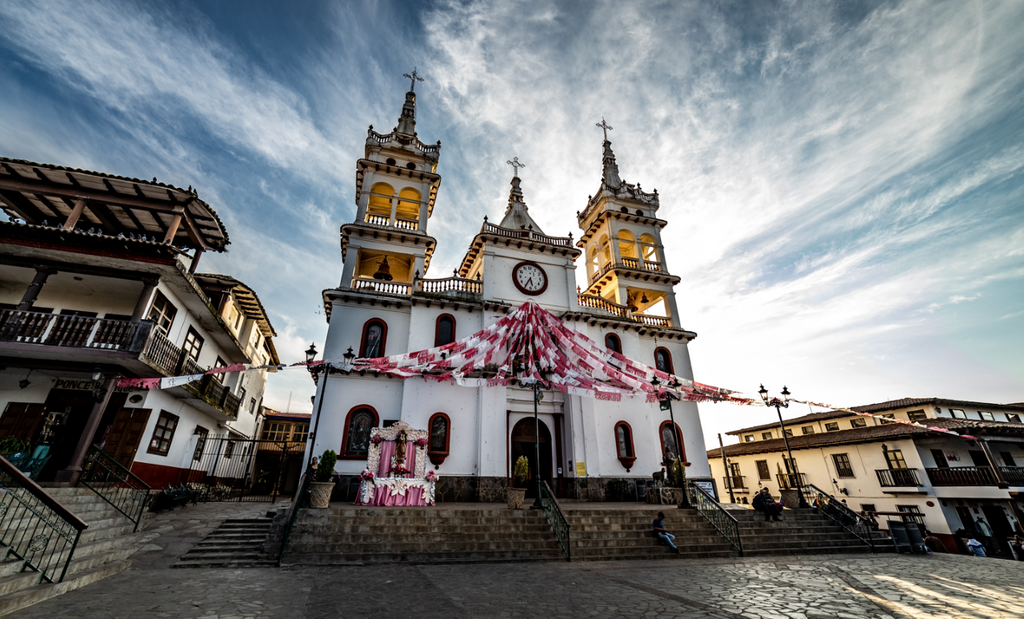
[758,384,809,508]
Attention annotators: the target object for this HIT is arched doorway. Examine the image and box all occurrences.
[510,417,552,498]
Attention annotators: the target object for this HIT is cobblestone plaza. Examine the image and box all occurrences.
[13,503,1024,619]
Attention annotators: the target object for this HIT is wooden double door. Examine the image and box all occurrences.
[100,407,152,469]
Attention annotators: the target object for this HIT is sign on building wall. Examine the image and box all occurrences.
[575,462,587,477]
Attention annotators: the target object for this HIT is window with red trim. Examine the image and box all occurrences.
[654,347,673,374]
[435,315,455,347]
[605,333,622,354]
[659,420,685,463]
[359,319,387,358]
[614,421,636,471]
[341,406,379,458]
[427,412,451,466]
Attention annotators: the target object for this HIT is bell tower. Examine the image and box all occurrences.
[340,68,443,294]
[576,119,682,327]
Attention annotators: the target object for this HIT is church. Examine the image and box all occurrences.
[312,74,712,502]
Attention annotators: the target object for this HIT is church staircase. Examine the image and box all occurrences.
[279,503,887,565]
[174,517,276,568]
[0,487,152,616]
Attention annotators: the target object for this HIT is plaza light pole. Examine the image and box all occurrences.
[652,376,689,508]
[758,385,810,508]
[305,344,356,472]
[530,370,555,510]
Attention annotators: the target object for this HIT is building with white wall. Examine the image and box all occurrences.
[312,81,711,502]
[0,158,279,487]
[708,398,1024,554]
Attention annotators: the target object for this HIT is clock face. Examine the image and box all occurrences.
[513,262,548,295]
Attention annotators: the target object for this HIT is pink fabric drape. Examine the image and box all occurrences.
[405,442,416,478]
[377,441,395,477]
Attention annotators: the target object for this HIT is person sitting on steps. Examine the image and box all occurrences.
[752,488,783,522]
[653,511,679,553]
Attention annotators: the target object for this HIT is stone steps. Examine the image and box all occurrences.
[0,488,150,616]
[174,518,275,568]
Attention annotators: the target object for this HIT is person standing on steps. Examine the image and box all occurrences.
[975,518,995,555]
[653,512,679,553]
[752,488,782,522]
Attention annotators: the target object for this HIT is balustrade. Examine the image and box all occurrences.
[351,278,411,296]
[142,330,182,375]
[925,466,999,486]
[634,314,671,327]
[577,294,629,318]
[875,468,922,487]
[416,277,482,295]
[0,309,146,352]
[481,222,570,246]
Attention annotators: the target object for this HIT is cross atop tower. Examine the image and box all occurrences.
[506,156,525,178]
[403,67,425,92]
[596,117,613,142]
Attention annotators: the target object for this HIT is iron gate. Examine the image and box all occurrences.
[184,437,306,502]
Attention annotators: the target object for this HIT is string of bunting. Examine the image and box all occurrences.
[116,301,977,440]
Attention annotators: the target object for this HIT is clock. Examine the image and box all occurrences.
[512,261,548,296]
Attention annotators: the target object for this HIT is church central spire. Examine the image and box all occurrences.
[596,117,621,188]
[498,157,545,234]
[395,67,424,136]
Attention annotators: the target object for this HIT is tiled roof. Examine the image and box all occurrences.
[708,417,1024,459]
[727,410,853,435]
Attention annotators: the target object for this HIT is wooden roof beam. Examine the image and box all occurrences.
[0,174,186,213]
[0,189,46,225]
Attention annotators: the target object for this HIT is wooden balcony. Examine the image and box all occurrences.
[925,466,999,486]
[0,309,152,354]
[1001,466,1024,486]
[140,332,239,421]
[875,468,923,487]
[182,374,241,421]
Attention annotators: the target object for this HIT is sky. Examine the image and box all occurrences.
[1,0,1022,449]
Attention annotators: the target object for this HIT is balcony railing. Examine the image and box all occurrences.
[1001,466,1024,486]
[481,222,571,247]
[722,475,746,490]
[0,310,151,353]
[351,277,411,296]
[776,472,807,489]
[416,276,482,297]
[141,330,182,375]
[925,466,999,486]
[634,314,671,327]
[182,374,241,420]
[592,258,665,284]
[362,212,420,231]
[875,468,923,487]
[578,293,630,318]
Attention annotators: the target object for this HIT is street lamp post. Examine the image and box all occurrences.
[529,370,555,510]
[758,384,809,508]
[305,344,355,471]
[652,376,689,508]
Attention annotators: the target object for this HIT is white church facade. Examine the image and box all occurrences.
[311,78,712,502]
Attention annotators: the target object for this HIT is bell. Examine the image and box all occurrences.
[372,256,394,281]
[641,293,649,304]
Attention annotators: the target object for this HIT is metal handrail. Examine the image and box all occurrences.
[277,471,312,566]
[80,445,150,532]
[686,481,742,555]
[803,483,875,551]
[0,455,88,583]
[539,481,570,561]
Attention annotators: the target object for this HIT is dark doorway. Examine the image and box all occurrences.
[0,403,47,442]
[39,390,125,481]
[930,449,948,468]
[510,417,552,498]
[100,408,152,469]
[969,450,988,467]
[981,504,1014,556]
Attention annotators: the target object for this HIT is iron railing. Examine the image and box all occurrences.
[686,480,742,554]
[539,480,570,561]
[803,483,874,551]
[0,456,88,583]
[1001,466,1024,486]
[925,466,999,486]
[277,471,312,566]
[80,446,150,532]
[875,468,923,487]
[186,438,303,503]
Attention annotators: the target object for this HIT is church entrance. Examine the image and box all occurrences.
[510,417,552,499]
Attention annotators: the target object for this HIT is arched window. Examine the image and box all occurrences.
[341,406,379,459]
[367,183,394,217]
[640,234,659,264]
[359,319,387,358]
[605,333,622,354]
[654,347,674,374]
[617,230,637,259]
[587,246,599,280]
[659,420,685,464]
[396,188,421,227]
[435,314,455,347]
[598,234,611,267]
[614,421,636,471]
[427,412,451,466]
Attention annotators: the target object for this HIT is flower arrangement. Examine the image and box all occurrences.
[389,464,410,476]
[425,470,438,482]
[359,469,375,481]
[370,435,384,444]
[414,438,428,447]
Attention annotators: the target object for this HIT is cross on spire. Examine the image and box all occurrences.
[596,117,613,141]
[506,156,525,178]
[403,67,425,92]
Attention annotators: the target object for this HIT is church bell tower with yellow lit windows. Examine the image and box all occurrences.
[576,119,682,328]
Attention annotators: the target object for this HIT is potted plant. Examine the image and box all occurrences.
[309,449,337,509]
[507,455,529,509]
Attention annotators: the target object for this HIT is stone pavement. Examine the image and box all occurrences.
[12,502,1024,618]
